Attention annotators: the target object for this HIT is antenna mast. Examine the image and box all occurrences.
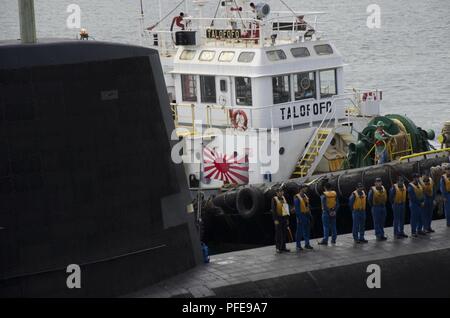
[18,0,37,44]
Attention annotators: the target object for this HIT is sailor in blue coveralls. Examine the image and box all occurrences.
[408,173,426,237]
[294,185,314,251]
[389,177,409,239]
[420,174,435,233]
[349,183,368,243]
[318,183,340,245]
[368,178,388,241]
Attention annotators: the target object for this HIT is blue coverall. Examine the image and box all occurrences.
[389,186,406,237]
[294,197,311,248]
[349,192,366,241]
[368,189,387,238]
[320,195,339,243]
[408,183,425,234]
[422,185,435,231]
[440,176,450,226]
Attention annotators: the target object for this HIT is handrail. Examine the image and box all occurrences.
[399,148,450,162]
[142,10,326,49]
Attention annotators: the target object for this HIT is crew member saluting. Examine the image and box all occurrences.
[440,166,450,227]
[368,178,388,241]
[318,184,339,245]
[408,173,426,237]
[349,183,368,243]
[271,189,291,253]
[389,177,408,239]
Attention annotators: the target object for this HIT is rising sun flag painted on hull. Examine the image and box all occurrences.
[203,147,249,185]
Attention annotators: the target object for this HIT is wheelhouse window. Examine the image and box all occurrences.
[220,79,227,92]
[200,76,217,103]
[272,75,291,104]
[294,72,316,100]
[199,50,216,61]
[319,69,337,98]
[235,77,252,106]
[314,44,333,55]
[181,74,197,102]
[219,51,235,62]
[291,47,310,58]
[238,52,255,63]
[266,50,287,61]
[180,50,196,60]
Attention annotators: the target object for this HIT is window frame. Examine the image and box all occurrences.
[199,50,216,62]
[235,77,253,106]
[272,75,291,104]
[181,74,198,102]
[238,52,255,63]
[293,71,317,101]
[319,69,337,99]
[290,47,310,58]
[180,50,197,61]
[218,51,235,62]
[266,49,287,62]
[314,44,334,56]
[200,75,217,103]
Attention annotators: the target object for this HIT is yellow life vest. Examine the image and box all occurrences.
[443,175,450,192]
[420,179,434,197]
[410,182,424,200]
[295,194,310,213]
[274,196,289,216]
[393,184,407,204]
[323,191,337,210]
[371,186,387,206]
[352,190,366,211]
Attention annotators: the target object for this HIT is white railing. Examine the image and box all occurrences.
[170,91,369,134]
[141,11,325,52]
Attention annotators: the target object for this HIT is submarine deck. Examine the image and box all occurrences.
[130,219,450,298]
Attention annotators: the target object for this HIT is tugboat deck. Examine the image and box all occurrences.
[130,219,450,298]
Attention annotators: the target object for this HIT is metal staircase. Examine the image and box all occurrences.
[291,128,335,178]
[290,99,342,179]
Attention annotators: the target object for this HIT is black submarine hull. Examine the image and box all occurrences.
[0,40,201,297]
[204,156,450,252]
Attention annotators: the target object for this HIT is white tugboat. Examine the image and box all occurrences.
[142,0,389,189]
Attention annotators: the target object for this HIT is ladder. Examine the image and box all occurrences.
[291,128,335,178]
[290,99,341,179]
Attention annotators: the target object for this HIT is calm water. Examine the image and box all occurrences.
[1,0,450,132]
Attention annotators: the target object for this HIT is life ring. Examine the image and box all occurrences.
[229,109,248,131]
[300,77,311,90]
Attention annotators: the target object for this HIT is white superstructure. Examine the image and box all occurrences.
[141,0,383,189]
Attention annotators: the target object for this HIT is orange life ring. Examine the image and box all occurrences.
[229,109,248,131]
